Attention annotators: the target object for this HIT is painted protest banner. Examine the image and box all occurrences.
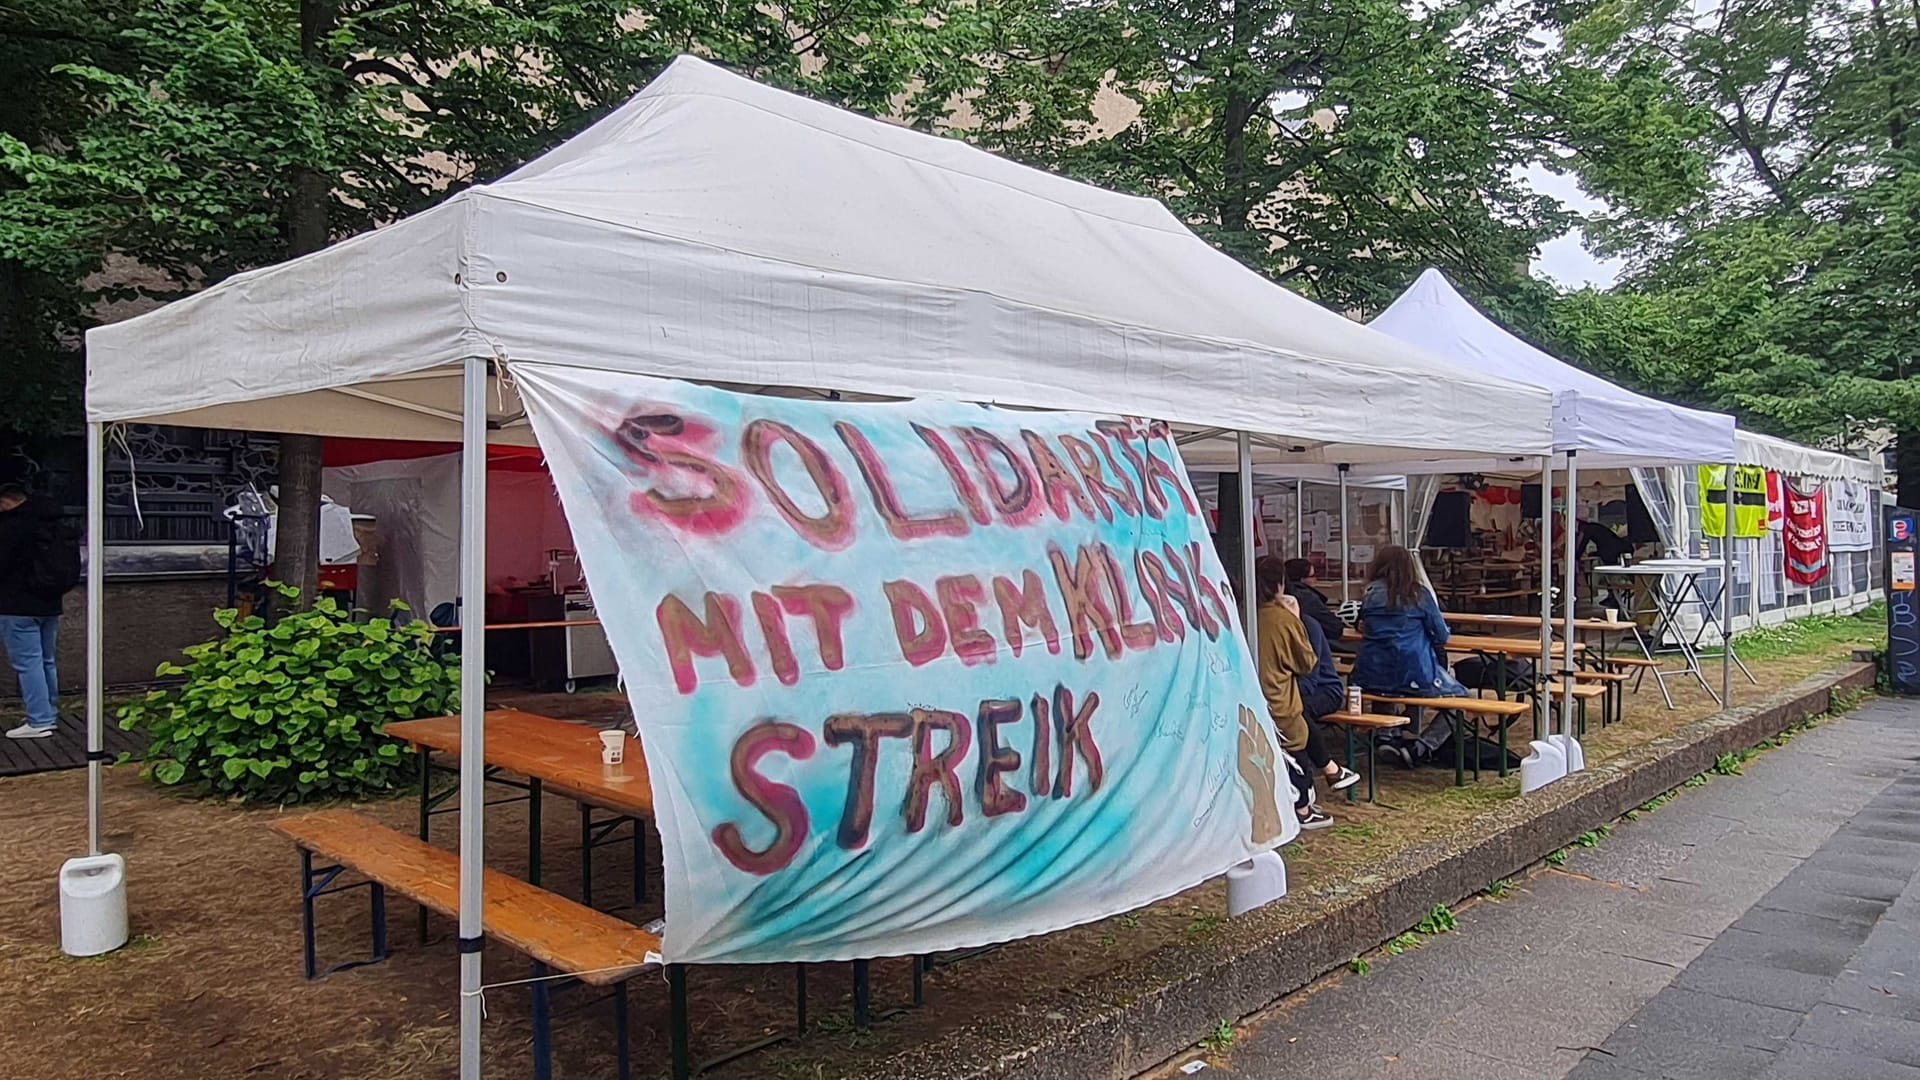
[1828,479,1874,553]
[514,366,1295,965]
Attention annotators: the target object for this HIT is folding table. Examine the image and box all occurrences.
[1593,560,1755,709]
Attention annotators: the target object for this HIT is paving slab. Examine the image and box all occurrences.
[1143,690,1920,1080]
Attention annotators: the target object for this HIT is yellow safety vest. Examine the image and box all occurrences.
[1698,465,1768,538]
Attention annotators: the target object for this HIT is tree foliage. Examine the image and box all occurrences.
[0,0,981,428]
[1538,0,1920,459]
[958,0,1574,311]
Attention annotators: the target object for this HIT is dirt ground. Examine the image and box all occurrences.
[0,639,1879,1080]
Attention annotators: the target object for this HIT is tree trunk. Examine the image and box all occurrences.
[270,0,338,610]
[1897,431,1920,510]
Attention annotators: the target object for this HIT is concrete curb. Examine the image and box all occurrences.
[860,662,1876,1080]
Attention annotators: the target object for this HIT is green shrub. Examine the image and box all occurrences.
[119,586,461,804]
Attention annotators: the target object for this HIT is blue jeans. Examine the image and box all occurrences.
[0,614,59,729]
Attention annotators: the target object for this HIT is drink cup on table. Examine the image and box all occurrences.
[599,729,626,765]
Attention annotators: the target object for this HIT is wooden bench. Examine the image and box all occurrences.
[1599,655,1666,699]
[1540,682,1608,735]
[1359,694,1532,785]
[272,809,670,1080]
[1317,711,1410,803]
[1571,669,1632,725]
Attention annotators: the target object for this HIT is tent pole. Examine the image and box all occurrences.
[86,421,104,856]
[1338,464,1351,602]
[1294,479,1304,562]
[1238,432,1257,635]
[457,356,489,1080]
[1562,451,1579,760]
[1723,457,1735,708]
[1538,455,1553,745]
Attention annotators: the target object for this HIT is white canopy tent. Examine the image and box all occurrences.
[86,60,1552,463]
[79,57,1557,1078]
[1333,270,1741,770]
[1364,269,1737,472]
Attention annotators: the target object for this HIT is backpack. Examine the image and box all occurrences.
[27,517,81,595]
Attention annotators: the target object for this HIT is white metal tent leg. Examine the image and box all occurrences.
[86,421,105,855]
[1722,458,1734,708]
[1562,451,1581,769]
[1293,479,1304,562]
[1238,432,1256,634]
[1338,464,1351,601]
[457,357,489,1080]
[1537,456,1553,744]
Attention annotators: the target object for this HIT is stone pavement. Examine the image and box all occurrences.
[1155,697,1920,1080]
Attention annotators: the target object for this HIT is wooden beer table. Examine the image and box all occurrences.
[384,709,654,937]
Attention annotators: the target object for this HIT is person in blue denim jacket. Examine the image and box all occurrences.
[1349,545,1465,767]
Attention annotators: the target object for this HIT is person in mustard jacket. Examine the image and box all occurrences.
[1255,556,1359,828]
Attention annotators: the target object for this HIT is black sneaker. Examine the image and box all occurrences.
[1379,743,1416,770]
[1298,808,1335,830]
[1327,766,1361,791]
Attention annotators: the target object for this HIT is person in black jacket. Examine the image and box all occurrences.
[1283,558,1354,654]
[0,485,68,738]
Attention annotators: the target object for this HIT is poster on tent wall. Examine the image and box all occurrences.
[513,364,1294,966]
[1828,479,1874,552]
[1785,480,1829,585]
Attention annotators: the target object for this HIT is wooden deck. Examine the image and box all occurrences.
[0,718,145,777]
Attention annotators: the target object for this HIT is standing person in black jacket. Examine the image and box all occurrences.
[0,485,72,739]
[1283,558,1355,654]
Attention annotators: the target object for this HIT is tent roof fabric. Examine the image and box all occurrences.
[1366,269,1736,470]
[1737,430,1881,483]
[86,57,1553,464]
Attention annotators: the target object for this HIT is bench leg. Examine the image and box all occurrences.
[1442,708,1465,788]
[369,882,387,968]
[853,959,872,1030]
[580,803,595,908]
[417,748,432,946]
[527,776,543,888]
[1343,725,1357,805]
[530,960,552,1080]
[614,980,631,1080]
[911,950,924,1007]
[669,965,690,1080]
[796,965,809,1033]
[301,849,319,980]
[1367,731,1380,804]
[633,817,647,906]
[299,850,386,980]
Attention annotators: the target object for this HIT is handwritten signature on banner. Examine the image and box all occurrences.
[517,367,1290,964]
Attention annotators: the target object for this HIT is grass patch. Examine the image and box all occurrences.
[1727,603,1884,663]
[1484,878,1517,900]
[1384,931,1422,955]
[1185,913,1224,939]
[1201,1019,1235,1052]
[1349,956,1371,975]
[1414,904,1456,935]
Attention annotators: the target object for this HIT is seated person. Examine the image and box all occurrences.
[1283,558,1353,653]
[1349,545,1466,768]
[1254,557,1359,829]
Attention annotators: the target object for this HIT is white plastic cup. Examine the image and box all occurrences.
[1605,607,1620,624]
[599,729,626,765]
